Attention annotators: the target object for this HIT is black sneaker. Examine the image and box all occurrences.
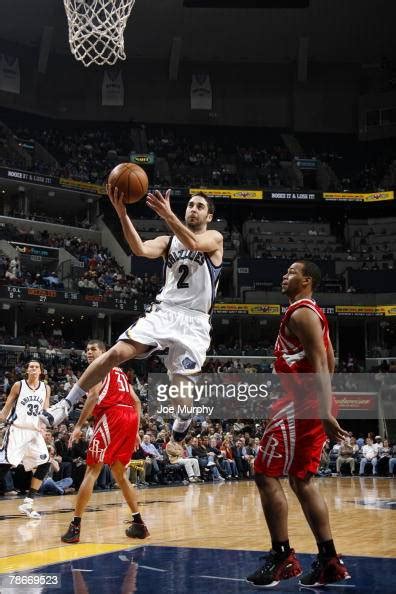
[171,417,192,442]
[61,522,80,543]
[299,554,350,587]
[246,549,302,588]
[125,521,150,539]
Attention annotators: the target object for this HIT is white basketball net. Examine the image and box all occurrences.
[63,0,136,67]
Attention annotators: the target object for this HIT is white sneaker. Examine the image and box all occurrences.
[39,399,71,428]
[207,461,216,467]
[213,476,225,481]
[19,497,41,519]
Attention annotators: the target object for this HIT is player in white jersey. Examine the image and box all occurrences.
[0,360,51,519]
[41,188,223,438]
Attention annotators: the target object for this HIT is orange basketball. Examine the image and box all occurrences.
[108,163,149,204]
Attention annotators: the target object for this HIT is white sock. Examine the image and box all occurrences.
[172,418,192,433]
[65,384,86,407]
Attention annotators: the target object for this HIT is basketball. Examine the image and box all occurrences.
[107,163,149,204]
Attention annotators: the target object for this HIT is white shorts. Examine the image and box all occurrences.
[118,302,211,376]
[0,425,49,471]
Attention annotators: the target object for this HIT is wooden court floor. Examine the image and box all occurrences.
[0,476,395,577]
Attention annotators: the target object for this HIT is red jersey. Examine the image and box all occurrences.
[92,367,135,418]
[273,299,331,415]
[274,298,330,374]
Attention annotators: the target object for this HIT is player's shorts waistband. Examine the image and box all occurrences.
[155,301,210,320]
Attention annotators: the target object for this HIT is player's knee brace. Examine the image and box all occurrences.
[34,461,50,481]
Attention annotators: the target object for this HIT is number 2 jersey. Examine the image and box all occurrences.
[156,236,222,314]
[9,380,47,430]
[92,367,136,418]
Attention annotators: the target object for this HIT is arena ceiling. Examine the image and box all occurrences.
[0,0,394,65]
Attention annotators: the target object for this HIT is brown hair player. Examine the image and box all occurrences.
[0,360,51,519]
[247,261,351,588]
[61,339,148,543]
[40,188,223,444]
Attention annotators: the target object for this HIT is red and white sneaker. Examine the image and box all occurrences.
[299,554,351,587]
[246,549,302,587]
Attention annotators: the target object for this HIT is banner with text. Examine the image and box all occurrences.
[323,191,394,203]
[268,191,318,201]
[189,188,263,200]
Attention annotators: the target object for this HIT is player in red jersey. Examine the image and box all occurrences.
[247,261,350,588]
[61,340,148,543]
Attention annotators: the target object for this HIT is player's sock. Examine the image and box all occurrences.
[28,488,38,499]
[172,417,191,433]
[66,384,86,407]
[72,516,81,526]
[132,512,143,524]
[317,539,337,558]
[172,415,192,441]
[272,540,291,555]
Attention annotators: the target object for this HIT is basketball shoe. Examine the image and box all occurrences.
[18,497,41,519]
[125,520,150,539]
[39,399,71,428]
[246,549,302,587]
[61,521,81,543]
[299,554,351,587]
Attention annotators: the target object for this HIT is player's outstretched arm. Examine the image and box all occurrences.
[147,189,223,253]
[107,184,169,258]
[288,308,348,442]
[0,382,20,423]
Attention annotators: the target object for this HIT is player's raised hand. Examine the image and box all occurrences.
[146,189,172,220]
[68,426,82,448]
[107,184,126,218]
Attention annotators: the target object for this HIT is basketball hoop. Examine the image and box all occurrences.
[63,0,136,67]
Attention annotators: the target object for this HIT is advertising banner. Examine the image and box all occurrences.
[323,191,394,202]
[189,188,263,200]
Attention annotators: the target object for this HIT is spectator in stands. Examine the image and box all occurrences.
[232,438,250,478]
[39,445,74,495]
[377,439,391,475]
[359,437,378,476]
[208,436,232,479]
[336,439,356,475]
[165,438,202,483]
[54,431,73,480]
[221,437,239,478]
[140,434,164,483]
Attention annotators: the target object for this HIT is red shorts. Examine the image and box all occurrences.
[86,405,138,466]
[254,399,326,480]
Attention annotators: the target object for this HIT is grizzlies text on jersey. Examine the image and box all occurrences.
[156,236,221,314]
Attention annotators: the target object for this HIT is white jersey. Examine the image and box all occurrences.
[10,380,47,430]
[156,236,221,314]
